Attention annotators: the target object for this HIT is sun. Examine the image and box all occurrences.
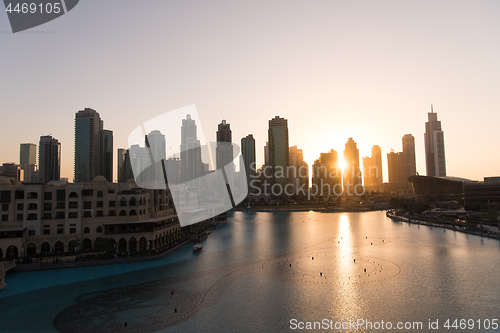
[338,159,346,172]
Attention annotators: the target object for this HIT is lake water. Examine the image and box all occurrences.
[1,211,499,333]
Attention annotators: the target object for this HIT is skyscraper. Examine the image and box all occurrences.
[128,144,150,183]
[101,129,113,182]
[74,108,113,182]
[38,135,61,183]
[268,116,289,192]
[145,130,166,182]
[264,141,270,167]
[363,145,383,190]
[216,120,233,170]
[180,114,202,182]
[387,149,401,183]
[343,137,361,191]
[401,134,416,182]
[387,134,417,184]
[20,143,37,181]
[289,145,309,195]
[241,134,256,184]
[312,149,340,196]
[424,105,446,177]
[117,148,133,183]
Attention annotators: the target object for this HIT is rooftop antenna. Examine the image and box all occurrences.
[431,104,434,113]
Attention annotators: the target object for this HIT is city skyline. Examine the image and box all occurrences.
[0,105,491,185]
[1,1,499,183]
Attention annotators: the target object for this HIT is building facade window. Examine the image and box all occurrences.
[68,212,78,219]
[82,190,93,196]
[56,190,65,201]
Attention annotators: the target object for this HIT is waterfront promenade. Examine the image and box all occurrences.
[386,210,500,241]
[6,226,215,273]
[0,261,16,289]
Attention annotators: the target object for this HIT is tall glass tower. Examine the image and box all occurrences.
[343,137,361,191]
[268,116,289,194]
[424,105,446,177]
[20,143,37,181]
[241,134,256,184]
[74,108,113,182]
[38,135,61,183]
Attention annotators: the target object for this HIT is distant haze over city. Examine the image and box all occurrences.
[1,1,499,182]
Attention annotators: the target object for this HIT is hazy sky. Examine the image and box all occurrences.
[1,0,499,182]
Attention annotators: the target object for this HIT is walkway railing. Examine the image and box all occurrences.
[1,260,17,289]
[386,210,500,240]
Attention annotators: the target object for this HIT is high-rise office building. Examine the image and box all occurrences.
[424,105,446,177]
[387,149,401,184]
[74,108,113,182]
[145,130,166,182]
[363,145,383,190]
[216,120,233,170]
[401,134,416,182]
[387,134,416,184]
[128,144,150,182]
[38,135,61,183]
[101,129,113,182]
[312,149,340,196]
[20,143,37,181]
[264,141,270,167]
[268,116,289,192]
[241,134,256,184]
[180,114,202,182]
[117,148,133,183]
[289,146,309,195]
[343,137,361,191]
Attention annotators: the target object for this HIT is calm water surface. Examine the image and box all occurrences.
[1,211,499,333]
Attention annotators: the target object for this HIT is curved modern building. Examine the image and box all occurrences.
[408,175,473,198]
